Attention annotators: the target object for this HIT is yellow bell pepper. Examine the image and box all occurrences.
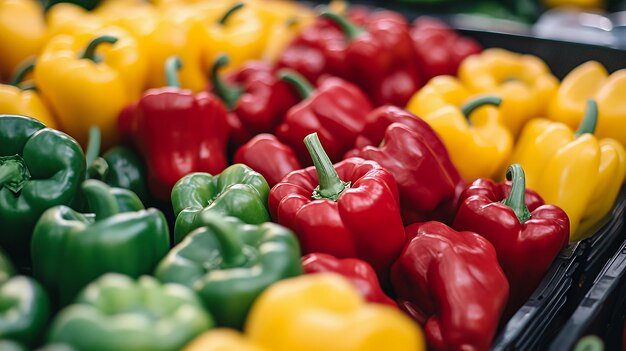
[459,48,559,137]
[0,61,57,128]
[45,3,104,40]
[406,75,513,181]
[245,273,425,351]
[184,329,267,351]
[509,100,626,240]
[548,61,626,149]
[544,0,605,9]
[35,29,146,149]
[0,0,46,81]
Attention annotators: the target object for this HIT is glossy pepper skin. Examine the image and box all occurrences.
[410,17,482,81]
[119,57,229,201]
[32,180,170,305]
[233,134,302,187]
[211,55,298,146]
[172,164,270,243]
[459,48,559,137]
[48,273,214,351]
[453,164,569,315]
[0,249,50,347]
[407,75,513,180]
[350,106,464,225]
[269,133,405,282]
[391,221,509,351]
[183,329,267,351]
[301,253,395,307]
[509,100,626,240]
[276,70,372,165]
[0,115,85,267]
[156,214,302,328]
[548,61,626,148]
[246,273,425,351]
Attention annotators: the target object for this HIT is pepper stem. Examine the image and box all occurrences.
[10,60,35,87]
[0,155,30,194]
[460,96,502,125]
[501,164,532,223]
[218,2,244,26]
[165,56,183,88]
[304,133,350,201]
[575,99,598,137]
[211,54,243,110]
[278,69,314,100]
[80,35,118,63]
[85,127,101,170]
[320,11,365,41]
[199,212,247,267]
[82,179,120,220]
[574,335,603,351]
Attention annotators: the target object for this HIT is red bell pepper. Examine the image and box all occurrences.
[301,253,396,307]
[320,11,423,107]
[391,221,509,351]
[233,133,302,187]
[269,132,405,283]
[411,17,482,81]
[211,55,298,147]
[350,106,465,224]
[452,164,569,315]
[118,57,229,201]
[275,70,372,166]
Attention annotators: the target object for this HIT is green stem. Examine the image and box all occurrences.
[304,133,350,201]
[0,155,31,194]
[199,212,246,267]
[218,2,244,26]
[575,99,598,137]
[85,127,101,170]
[10,60,35,87]
[320,11,364,41]
[501,164,532,223]
[165,56,183,88]
[574,335,604,351]
[211,54,243,110]
[82,180,120,220]
[460,96,502,125]
[278,69,314,101]
[87,157,109,181]
[80,35,118,62]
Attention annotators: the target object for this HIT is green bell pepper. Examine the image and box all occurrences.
[48,273,213,351]
[32,179,170,305]
[155,213,302,328]
[0,115,85,267]
[0,249,50,346]
[0,340,26,351]
[172,164,270,243]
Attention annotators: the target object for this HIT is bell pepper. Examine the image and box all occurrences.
[0,61,57,128]
[407,75,513,180]
[391,221,509,351]
[31,179,170,305]
[258,0,315,63]
[301,253,395,306]
[0,0,46,81]
[275,70,372,165]
[44,0,101,10]
[458,48,559,136]
[183,329,266,351]
[119,57,229,201]
[233,134,302,187]
[210,55,298,146]
[0,249,50,347]
[346,107,463,225]
[452,164,570,315]
[172,163,270,243]
[35,28,146,149]
[548,61,626,148]
[269,132,405,283]
[245,273,425,351]
[319,11,422,107]
[509,100,626,240]
[0,341,26,351]
[47,273,214,351]
[156,214,302,328]
[544,0,604,8]
[44,3,103,41]
[410,17,482,81]
[0,115,85,267]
